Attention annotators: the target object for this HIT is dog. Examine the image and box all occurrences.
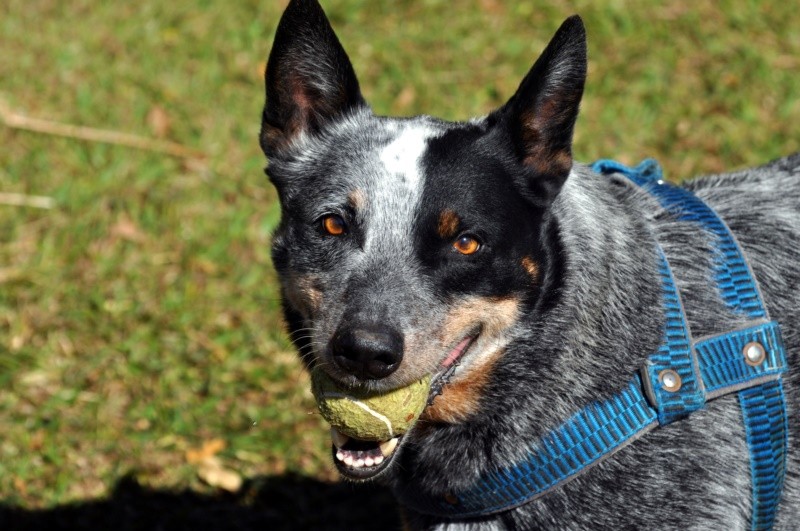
[259,1,799,528]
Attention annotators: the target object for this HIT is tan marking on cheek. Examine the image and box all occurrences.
[398,297,519,393]
[437,209,460,239]
[421,347,503,423]
[283,274,322,318]
[418,297,519,423]
[440,297,520,343]
[521,256,540,283]
[348,189,367,210]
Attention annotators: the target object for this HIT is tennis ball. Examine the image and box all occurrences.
[311,367,431,441]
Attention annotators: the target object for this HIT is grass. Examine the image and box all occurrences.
[0,0,797,528]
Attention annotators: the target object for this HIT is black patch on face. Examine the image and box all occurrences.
[417,125,562,306]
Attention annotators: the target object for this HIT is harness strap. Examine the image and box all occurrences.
[595,159,789,530]
[639,249,704,425]
[400,323,787,519]
[594,158,768,319]
[398,161,788,526]
[740,380,788,529]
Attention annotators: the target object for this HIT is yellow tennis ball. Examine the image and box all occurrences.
[311,367,431,441]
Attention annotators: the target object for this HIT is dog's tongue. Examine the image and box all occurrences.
[442,337,472,368]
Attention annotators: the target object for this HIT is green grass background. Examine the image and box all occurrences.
[0,0,797,527]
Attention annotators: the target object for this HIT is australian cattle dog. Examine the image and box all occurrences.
[259,1,799,528]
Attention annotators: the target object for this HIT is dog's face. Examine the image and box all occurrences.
[261,0,586,480]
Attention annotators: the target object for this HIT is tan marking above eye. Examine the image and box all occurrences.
[348,189,366,210]
[453,235,480,255]
[521,256,540,283]
[421,296,520,424]
[322,214,346,235]
[438,209,460,238]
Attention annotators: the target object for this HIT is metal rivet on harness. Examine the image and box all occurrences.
[658,369,682,392]
[743,341,766,367]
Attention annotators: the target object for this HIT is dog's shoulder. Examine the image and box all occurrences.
[684,152,800,193]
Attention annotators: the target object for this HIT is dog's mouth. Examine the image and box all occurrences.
[330,332,479,481]
[426,330,480,405]
[331,428,401,480]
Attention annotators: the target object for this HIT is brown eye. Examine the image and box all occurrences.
[453,235,480,255]
[322,214,347,236]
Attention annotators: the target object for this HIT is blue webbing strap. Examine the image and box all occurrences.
[594,158,767,318]
[399,161,788,524]
[640,250,705,425]
[399,377,659,517]
[696,320,786,398]
[593,159,789,530]
[740,380,788,529]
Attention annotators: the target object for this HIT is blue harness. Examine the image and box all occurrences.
[401,160,789,530]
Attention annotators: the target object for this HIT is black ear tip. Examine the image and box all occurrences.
[559,15,586,40]
[551,15,587,68]
[564,14,584,27]
[281,0,327,24]
[287,0,323,9]
[282,0,326,21]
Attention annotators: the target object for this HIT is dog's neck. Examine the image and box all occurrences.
[517,164,666,430]
[397,161,789,528]
[391,164,666,501]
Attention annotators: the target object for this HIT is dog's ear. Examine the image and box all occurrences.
[260,0,366,156]
[495,15,586,204]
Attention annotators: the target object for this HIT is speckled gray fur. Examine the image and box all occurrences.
[401,156,800,530]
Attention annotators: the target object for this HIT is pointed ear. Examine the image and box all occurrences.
[260,0,366,156]
[496,15,587,203]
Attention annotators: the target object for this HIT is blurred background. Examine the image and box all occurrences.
[0,0,797,529]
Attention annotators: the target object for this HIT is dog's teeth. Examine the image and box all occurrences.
[364,456,374,467]
[354,458,365,468]
[374,455,384,465]
[344,455,354,466]
[330,428,350,449]
[336,451,345,462]
[379,437,399,457]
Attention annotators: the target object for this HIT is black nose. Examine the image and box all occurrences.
[331,324,404,379]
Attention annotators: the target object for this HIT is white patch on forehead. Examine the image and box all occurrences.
[362,122,436,253]
[379,125,428,189]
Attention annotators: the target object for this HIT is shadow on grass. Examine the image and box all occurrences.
[0,473,401,531]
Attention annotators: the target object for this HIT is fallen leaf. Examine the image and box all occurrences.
[395,86,416,110]
[29,429,46,452]
[479,0,503,14]
[13,477,27,497]
[146,105,171,138]
[197,459,243,493]
[110,215,145,242]
[185,438,226,464]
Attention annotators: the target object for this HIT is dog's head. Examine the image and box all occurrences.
[261,0,586,480]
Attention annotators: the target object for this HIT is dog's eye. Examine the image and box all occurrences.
[321,214,347,236]
[453,235,481,255]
